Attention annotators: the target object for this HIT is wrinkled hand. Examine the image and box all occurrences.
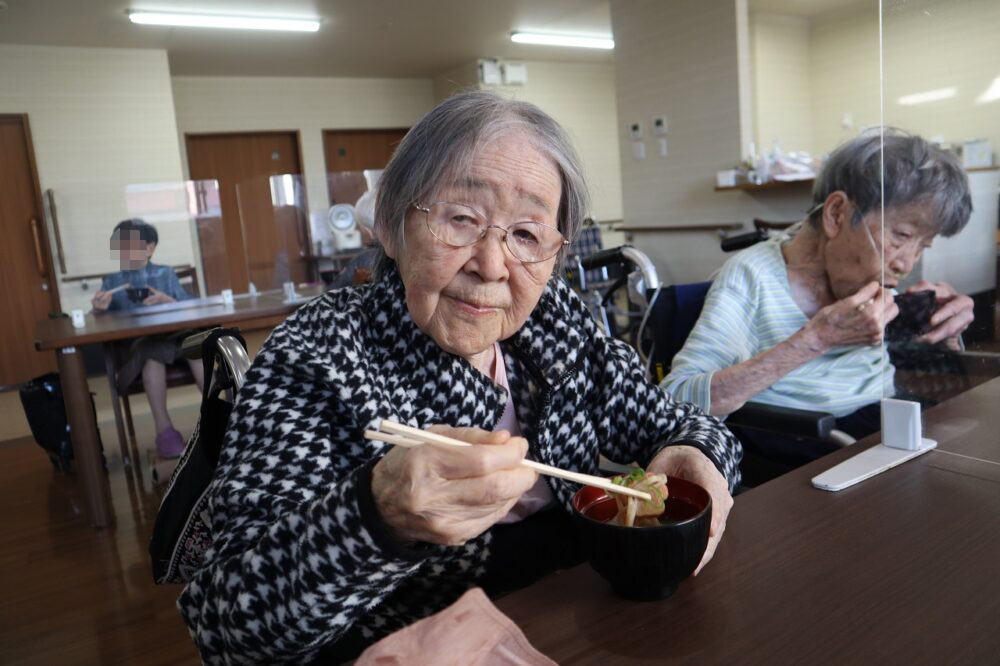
[91,290,112,311]
[805,281,898,351]
[909,280,973,348]
[646,445,733,575]
[371,426,537,546]
[142,286,175,306]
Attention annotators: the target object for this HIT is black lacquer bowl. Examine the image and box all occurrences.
[571,475,711,601]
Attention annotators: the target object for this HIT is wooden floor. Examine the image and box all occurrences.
[0,435,200,665]
[0,329,268,665]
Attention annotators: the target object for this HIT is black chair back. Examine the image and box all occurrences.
[643,282,712,383]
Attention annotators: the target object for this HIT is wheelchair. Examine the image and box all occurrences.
[149,327,251,584]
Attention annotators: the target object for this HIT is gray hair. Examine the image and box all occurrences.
[373,91,590,276]
[808,129,972,238]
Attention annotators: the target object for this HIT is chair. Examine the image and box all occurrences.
[565,244,659,346]
[565,221,618,291]
[150,327,250,584]
[174,265,201,297]
[102,268,204,469]
[103,345,197,469]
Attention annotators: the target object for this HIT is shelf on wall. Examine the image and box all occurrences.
[613,223,743,233]
[714,178,814,192]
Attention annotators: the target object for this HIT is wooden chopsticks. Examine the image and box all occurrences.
[364,419,653,502]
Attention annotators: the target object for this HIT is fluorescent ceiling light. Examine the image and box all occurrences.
[128,11,320,32]
[975,76,1000,105]
[896,87,957,106]
[511,32,613,49]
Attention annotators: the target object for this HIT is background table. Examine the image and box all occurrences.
[34,287,324,528]
[496,377,1000,664]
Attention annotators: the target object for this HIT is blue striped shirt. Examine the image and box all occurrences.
[661,238,893,418]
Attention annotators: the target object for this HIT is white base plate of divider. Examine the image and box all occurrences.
[811,439,937,492]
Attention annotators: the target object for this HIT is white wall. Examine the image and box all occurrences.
[808,4,881,156]
[0,44,186,312]
[754,0,1000,159]
[433,61,480,102]
[434,60,624,227]
[751,12,813,155]
[171,76,436,220]
[881,0,999,153]
[610,0,808,284]
[492,62,624,225]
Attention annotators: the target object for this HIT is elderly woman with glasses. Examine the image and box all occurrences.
[179,91,742,664]
[662,131,973,474]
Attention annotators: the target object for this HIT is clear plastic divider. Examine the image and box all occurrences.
[880,0,1000,407]
[123,179,245,299]
[235,173,316,292]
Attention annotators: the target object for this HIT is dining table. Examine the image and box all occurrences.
[34,286,325,528]
[495,375,1000,664]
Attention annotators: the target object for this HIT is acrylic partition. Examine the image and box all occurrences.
[235,173,316,292]
[52,179,248,313]
[880,0,1000,407]
[123,179,248,299]
[308,169,381,285]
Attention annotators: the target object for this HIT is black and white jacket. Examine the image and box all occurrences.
[178,267,742,664]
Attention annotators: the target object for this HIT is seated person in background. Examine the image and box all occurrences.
[662,131,973,470]
[178,91,742,664]
[91,218,204,458]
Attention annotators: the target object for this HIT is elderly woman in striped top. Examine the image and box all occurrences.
[662,131,973,472]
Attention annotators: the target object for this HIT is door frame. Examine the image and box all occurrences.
[321,127,409,206]
[321,127,410,137]
[321,127,409,161]
[1,114,61,312]
[184,129,306,176]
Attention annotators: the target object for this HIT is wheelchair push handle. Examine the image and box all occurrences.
[577,245,660,291]
[577,246,627,271]
[720,230,769,253]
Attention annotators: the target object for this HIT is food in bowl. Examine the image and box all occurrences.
[572,475,711,601]
[610,467,669,527]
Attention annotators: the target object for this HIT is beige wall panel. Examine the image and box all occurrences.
[171,76,436,219]
[0,45,186,312]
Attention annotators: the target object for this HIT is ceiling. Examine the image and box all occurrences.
[0,0,869,78]
[0,0,614,78]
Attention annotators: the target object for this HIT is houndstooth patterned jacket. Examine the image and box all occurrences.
[178,266,742,664]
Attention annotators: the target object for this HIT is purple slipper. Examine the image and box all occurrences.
[155,427,186,459]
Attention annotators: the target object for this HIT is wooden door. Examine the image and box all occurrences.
[323,129,408,206]
[0,115,60,385]
[186,132,307,292]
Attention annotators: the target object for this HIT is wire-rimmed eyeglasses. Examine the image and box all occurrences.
[414,201,568,264]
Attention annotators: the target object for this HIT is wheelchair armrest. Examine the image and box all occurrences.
[958,350,1000,377]
[728,402,837,440]
[181,328,251,397]
[181,328,219,360]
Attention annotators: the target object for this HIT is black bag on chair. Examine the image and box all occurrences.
[149,328,247,584]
